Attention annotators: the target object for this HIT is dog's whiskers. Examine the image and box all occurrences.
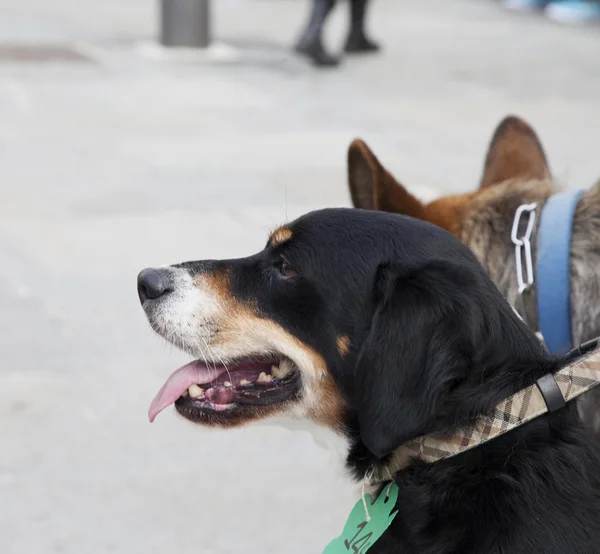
[210,346,233,384]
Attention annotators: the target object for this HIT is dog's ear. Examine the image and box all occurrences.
[347,139,425,218]
[355,261,475,459]
[479,115,550,189]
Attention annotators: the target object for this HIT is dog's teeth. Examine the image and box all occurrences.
[224,381,232,388]
[188,384,204,398]
[271,364,285,378]
[274,359,294,378]
[257,372,272,383]
[239,379,251,386]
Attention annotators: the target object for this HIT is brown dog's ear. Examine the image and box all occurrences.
[347,139,425,218]
[479,116,550,189]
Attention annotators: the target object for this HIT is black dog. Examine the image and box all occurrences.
[295,0,379,66]
[139,209,600,553]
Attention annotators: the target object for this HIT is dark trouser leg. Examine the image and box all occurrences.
[345,0,380,53]
[295,0,340,66]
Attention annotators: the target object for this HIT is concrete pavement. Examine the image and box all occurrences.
[0,0,599,552]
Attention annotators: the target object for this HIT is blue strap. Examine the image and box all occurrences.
[536,189,585,354]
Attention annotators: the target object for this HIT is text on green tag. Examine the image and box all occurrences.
[323,483,399,554]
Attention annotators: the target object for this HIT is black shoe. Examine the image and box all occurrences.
[295,39,340,67]
[344,33,380,54]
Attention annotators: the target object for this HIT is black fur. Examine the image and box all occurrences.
[181,208,600,552]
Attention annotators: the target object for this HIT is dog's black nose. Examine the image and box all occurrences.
[137,268,171,303]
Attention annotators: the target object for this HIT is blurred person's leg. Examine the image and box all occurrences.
[345,0,380,53]
[295,0,339,67]
[545,0,600,23]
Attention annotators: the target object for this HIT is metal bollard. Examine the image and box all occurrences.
[160,0,210,48]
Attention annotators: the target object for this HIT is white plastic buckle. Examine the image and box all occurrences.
[511,203,537,295]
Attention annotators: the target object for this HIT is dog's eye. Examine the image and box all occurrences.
[278,259,297,278]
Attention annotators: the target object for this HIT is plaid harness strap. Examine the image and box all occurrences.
[373,346,600,482]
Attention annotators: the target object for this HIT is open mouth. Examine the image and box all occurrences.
[148,357,301,423]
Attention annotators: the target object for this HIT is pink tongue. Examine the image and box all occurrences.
[148,361,227,423]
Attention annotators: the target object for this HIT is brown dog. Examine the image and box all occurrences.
[347,116,600,434]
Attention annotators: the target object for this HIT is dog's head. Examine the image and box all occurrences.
[138,209,544,462]
[347,115,551,237]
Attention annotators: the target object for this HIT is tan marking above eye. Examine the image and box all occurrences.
[336,336,351,357]
[269,227,293,247]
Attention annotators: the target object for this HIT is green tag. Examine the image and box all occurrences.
[323,483,399,554]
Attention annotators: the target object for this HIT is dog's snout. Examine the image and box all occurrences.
[137,268,172,303]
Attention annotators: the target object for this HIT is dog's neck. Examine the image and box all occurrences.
[365,343,600,485]
[460,179,555,333]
